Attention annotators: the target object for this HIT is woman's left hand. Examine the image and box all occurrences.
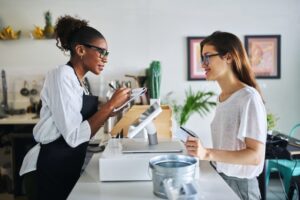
[185,136,208,160]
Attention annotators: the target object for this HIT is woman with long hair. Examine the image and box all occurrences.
[185,31,267,200]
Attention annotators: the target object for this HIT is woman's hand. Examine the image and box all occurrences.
[88,87,131,137]
[185,136,208,160]
[108,87,131,112]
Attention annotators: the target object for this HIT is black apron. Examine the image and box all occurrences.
[36,64,98,200]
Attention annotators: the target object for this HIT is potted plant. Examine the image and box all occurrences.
[44,11,55,39]
[170,87,216,126]
[146,61,161,104]
[267,113,278,134]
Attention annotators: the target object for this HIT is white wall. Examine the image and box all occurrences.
[1,0,300,141]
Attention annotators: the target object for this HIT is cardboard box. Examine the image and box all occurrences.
[111,105,173,140]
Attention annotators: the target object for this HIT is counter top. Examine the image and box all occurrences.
[68,152,239,200]
[0,113,39,125]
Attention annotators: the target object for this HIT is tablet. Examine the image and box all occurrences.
[122,140,183,153]
[113,87,147,112]
[127,102,162,138]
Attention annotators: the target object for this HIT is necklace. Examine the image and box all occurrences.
[67,61,90,95]
[81,79,90,95]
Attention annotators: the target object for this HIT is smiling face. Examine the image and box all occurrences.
[81,38,108,75]
[201,44,230,81]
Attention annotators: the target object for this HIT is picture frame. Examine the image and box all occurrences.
[187,37,206,80]
[244,35,281,79]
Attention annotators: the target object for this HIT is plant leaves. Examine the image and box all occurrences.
[175,87,217,126]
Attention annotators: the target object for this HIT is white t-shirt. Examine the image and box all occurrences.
[211,86,267,179]
[19,64,92,176]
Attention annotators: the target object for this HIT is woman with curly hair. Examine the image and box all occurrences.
[20,15,131,200]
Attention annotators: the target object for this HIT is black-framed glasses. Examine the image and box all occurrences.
[82,43,109,58]
[201,53,220,66]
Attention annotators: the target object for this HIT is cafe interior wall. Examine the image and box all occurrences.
[0,0,300,145]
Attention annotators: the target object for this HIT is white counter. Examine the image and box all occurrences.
[0,113,38,125]
[68,152,239,200]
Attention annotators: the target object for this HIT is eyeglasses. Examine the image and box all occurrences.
[201,53,220,66]
[82,43,109,58]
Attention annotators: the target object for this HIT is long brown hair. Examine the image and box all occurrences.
[200,31,263,98]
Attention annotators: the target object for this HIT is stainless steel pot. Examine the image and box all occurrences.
[149,154,197,199]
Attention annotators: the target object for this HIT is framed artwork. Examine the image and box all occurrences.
[187,37,206,80]
[245,35,281,79]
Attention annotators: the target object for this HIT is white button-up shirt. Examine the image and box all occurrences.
[20,64,92,176]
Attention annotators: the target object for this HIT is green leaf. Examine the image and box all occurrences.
[267,113,279,131]
[170,86,216,126]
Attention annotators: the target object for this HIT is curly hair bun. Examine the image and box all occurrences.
[55,15,89,52]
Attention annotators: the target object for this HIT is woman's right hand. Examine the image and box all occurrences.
[108,87,131,112]
[88,87,131,137]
